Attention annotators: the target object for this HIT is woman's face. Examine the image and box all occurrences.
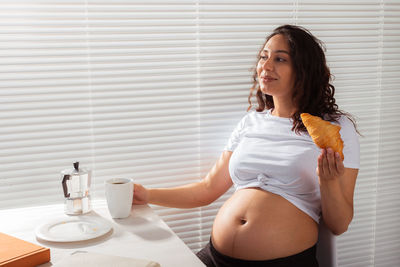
[256,34,295,99]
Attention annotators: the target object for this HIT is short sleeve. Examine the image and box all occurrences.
[338,116,360,169]
[224,114,248,151]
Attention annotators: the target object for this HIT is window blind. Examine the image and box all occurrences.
[0,1,399,265]
[1,1,95,207]
[374,1,400,266]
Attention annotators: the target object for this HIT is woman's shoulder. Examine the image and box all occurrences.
[324,113,359,139]
[335,115,359,147]
[336,114,360,168]
[246,108,269,118]
[336,114,357,131]
[231,109,269,131]
[238,109,268,121]
[323,113,356,130]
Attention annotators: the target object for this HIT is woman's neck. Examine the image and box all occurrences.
[271,103,296,118]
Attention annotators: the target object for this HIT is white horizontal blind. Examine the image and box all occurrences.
[0,1,95,206]
[0,1,399,265]
[375,1,400,266]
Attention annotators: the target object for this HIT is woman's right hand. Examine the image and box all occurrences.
[132,183,149,205]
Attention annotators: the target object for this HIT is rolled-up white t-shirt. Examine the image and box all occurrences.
[225,109,360,223]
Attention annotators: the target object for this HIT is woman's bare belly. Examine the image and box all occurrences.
[211,188,318,260]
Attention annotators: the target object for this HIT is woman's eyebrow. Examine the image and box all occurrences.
[262,49,290,55]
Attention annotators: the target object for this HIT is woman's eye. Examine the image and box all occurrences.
[259,55,286,62]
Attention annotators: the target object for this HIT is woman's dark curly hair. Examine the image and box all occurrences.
[248,24,357,134]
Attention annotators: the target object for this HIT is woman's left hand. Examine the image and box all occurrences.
[317,147,345,180]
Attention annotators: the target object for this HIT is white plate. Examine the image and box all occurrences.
[35,216,112,242]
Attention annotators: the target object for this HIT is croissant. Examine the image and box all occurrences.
[300,113,344,160]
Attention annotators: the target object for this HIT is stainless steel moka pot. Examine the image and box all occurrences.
[61,162,91,215]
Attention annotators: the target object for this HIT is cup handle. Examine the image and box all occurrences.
[62,174,70,197]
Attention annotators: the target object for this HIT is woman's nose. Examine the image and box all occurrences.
[262,58,274,71]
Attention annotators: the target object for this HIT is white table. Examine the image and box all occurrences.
[0,199,205,266]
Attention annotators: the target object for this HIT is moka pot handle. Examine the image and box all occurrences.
[62,174,71,198]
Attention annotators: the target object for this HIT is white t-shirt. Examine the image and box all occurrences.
[224,109,360,223]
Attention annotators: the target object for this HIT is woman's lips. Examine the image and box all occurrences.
[261,76,277,82]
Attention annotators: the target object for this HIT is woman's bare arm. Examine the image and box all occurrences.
[133,151,233,208]
[318,148,358,235]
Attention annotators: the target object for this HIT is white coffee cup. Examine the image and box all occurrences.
[105,178,134,219]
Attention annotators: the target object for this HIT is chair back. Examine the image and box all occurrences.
[316,220,338,267]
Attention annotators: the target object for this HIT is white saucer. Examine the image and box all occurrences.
[35,216,112,242]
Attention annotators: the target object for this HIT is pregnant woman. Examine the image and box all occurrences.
[132,24,360,267]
